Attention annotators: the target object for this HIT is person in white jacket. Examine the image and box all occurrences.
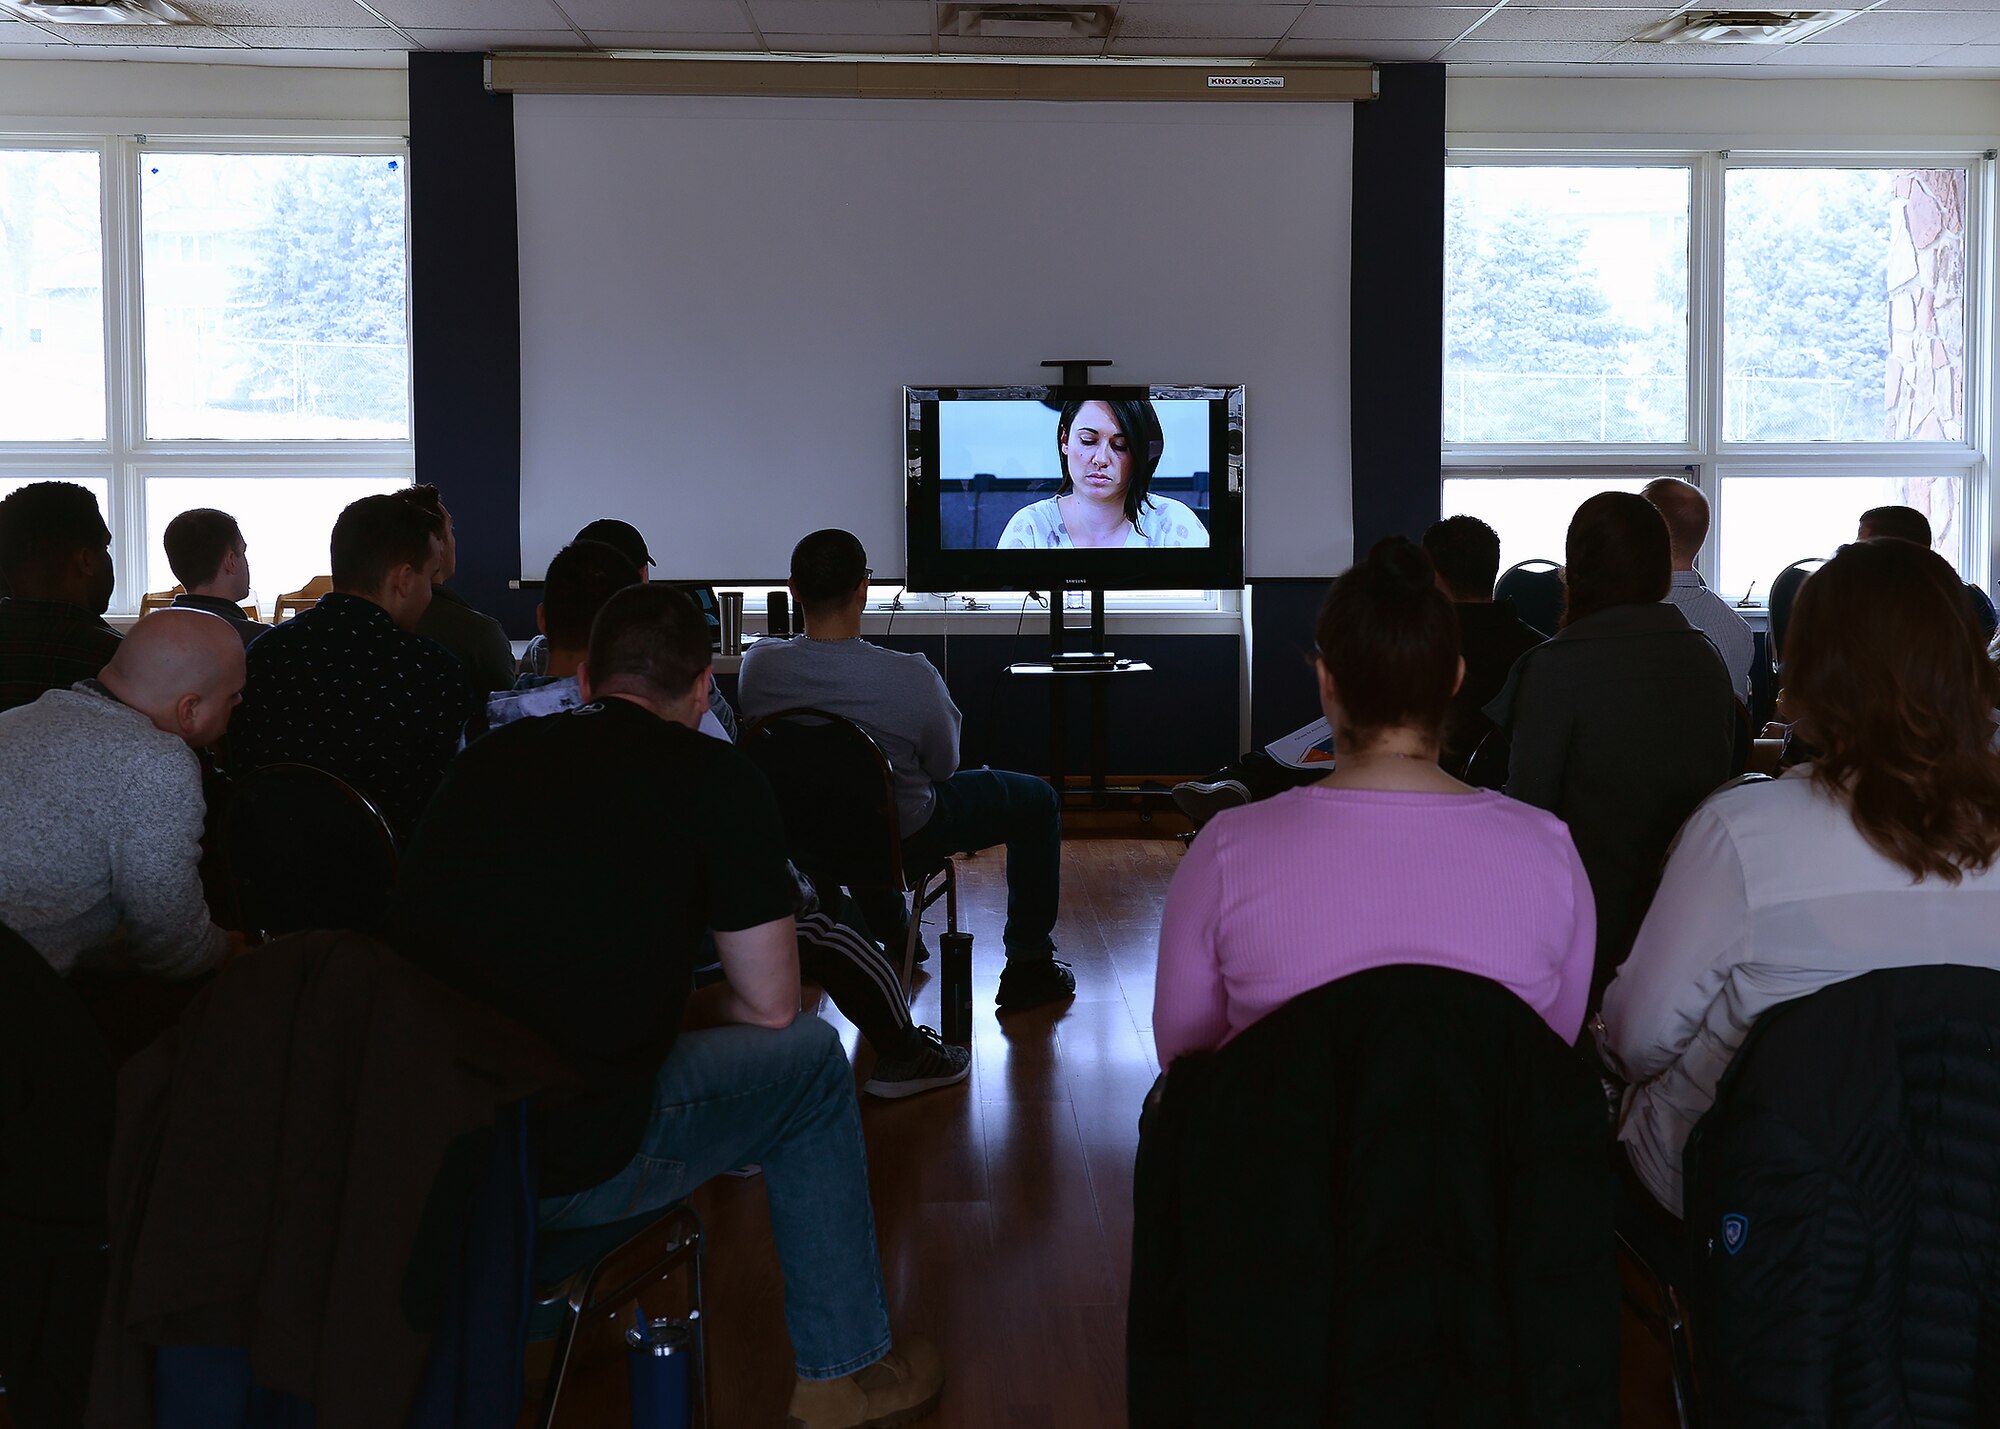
[1602,537,2000,1218]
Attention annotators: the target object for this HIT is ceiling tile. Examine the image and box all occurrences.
[1595,37,1765,59]
[1758,38,1948,58]
[554,0,750,31]
[1113,3,1304,38]
[582,26,758,43]
[1919,40,2000,59]
[749,0,928,34]
[189,0,379,25]
[0,16,65,41]
[767,28,932,48]
[1468,6,1668,39]
[372,0,574,29]
[31,20,243,43]
[1441,35,1619,56]
[1289,6,1482,39]
[225,21,408,42]
[1274,33,1439,55]
[1803,8,2000,40]
[1870,0,2000,13]
[409,26,591,45]
[937,32,1104,50]
[1105,33,1279,51]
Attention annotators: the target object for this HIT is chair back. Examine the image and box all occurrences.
[223,763,399,939]
[1684,964,2000,1427]
[139,585,183,615]
[1495,559,1565,636]
[1130,965,1619,1426]
[272,575,335,624]
[1766,557,1825,666]
[740,709,906,893]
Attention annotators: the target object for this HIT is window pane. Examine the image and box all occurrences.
[1717,474,1963,598]
[0,150,105,441]
[1724,168,1969,443]
[1441,475,1652,579]
[144,475,410,614]
[1445,166,1690,443]
[141,153,410,440]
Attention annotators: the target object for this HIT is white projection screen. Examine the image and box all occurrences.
[513,94,1353,583]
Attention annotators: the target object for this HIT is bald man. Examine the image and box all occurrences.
[0,608,243,977]
[1642,477,1754,703]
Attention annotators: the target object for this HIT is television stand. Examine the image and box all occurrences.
[1002,585,1163,810]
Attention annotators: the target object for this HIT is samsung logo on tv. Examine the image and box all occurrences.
[1208,75,1284,88]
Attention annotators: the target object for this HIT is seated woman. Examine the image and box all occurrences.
[1153,538,1595,1066]
[1602,537,2000,1218]
[1484,492,1737,1006]
[996,397,1208,549]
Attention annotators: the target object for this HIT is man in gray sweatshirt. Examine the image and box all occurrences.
[738,529,1072,1013]
[0,608,243,978]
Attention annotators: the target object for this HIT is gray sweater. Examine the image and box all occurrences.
[737,635,961,834]
[0,683,229,977]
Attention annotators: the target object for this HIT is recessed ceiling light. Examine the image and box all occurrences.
[0,0,195,22]
[939,4,1115,41]
[1634,8,1858,43]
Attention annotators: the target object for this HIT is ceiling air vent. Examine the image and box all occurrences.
[0,0,195,21]
[939,4,1115,40]
[1635,8,1856,42]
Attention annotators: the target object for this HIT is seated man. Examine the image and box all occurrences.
[163,507,264,649]
[1642,478,1754,703]
[403,484,519,696]
[494,541,968,1097]
[0,481,121,715]
[1422,514,1549,782]
[1859,504,1998,642]
[0,609,242,977]
[518,517,658,681]
[230,493,473,842]
[738,529,1072,1013]
[387,584,944,1426]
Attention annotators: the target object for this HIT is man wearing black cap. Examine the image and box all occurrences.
[519,517,656,682]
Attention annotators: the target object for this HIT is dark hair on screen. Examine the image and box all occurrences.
[1421,515,1502,601]
[586,583,711,702]
[1784,539,2000,884]
[162,508,244,590]
[542,539,640,650]
[1859,504,1933,548]
[1055,397,1166,531]
[330,492,443,594]
[790,528,870,615]
[1315,537,1461,744]
[1562,492,1671,628]
[0,481,110,586]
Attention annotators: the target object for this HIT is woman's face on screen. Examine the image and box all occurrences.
[1061,402,1133,503]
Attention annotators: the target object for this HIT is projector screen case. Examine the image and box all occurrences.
[904,383,1245,593]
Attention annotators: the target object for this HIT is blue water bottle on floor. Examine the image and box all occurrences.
[626,1311,694,1429]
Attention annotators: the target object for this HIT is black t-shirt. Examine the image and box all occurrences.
[386,697,796,1194]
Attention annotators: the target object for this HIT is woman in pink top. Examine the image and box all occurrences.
[1154,538,1596,1066]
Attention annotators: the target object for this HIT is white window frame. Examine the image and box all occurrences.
[0,129,413,616]
[1442,144,1992,601]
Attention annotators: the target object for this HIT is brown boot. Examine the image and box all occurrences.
[785,1338,944,1429]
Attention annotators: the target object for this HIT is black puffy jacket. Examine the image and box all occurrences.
[1683,964,2000,1427]
[1128,965,1619,1428]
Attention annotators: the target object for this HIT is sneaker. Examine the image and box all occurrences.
[995,957,1075,1013]
[1172,778,1251,828]
[787,1337,944,1429]
[864,1027,972,1099]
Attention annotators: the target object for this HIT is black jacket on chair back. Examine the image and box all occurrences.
[1128,965,1619,1429]
[1683,964,2000,1428]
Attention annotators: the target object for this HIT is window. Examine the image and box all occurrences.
[0,137,411,615]
[1443,153,1985,598]
[0,148,105,441]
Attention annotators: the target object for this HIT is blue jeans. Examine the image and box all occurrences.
[902,768,1061,960]
[537,1016,891,1380]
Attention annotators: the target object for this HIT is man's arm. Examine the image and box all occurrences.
[111,755,232,978]
[710,915,801,1029]
[910,659,963,783]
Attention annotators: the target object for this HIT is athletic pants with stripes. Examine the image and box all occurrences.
[796,895,914,1057]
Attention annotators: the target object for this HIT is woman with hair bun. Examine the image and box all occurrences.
[1153,538,1596,1066]
[1484,492,1737,1007]
[1603,537,2000,1217]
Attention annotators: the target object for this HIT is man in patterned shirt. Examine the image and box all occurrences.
[230,493,474,842]
[0,481,121,715]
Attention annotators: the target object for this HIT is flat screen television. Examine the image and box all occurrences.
[904,384,1244,593]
